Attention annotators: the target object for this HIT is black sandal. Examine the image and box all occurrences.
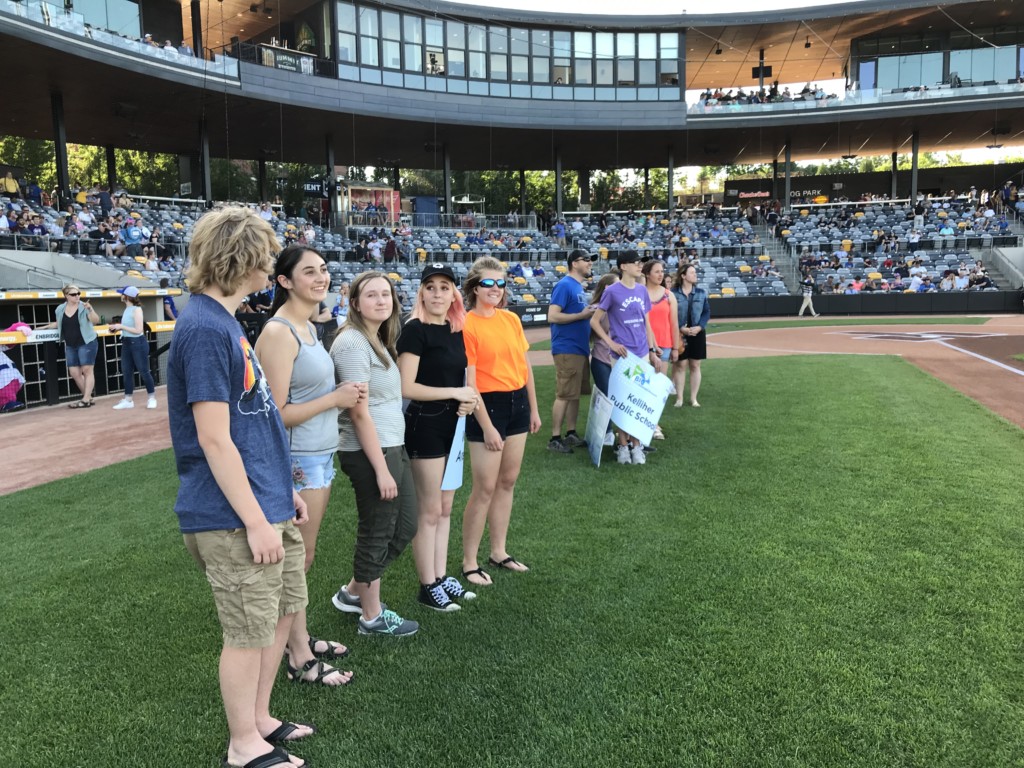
[462,567,492,585]
[221,745,309,768]
[264,721,316,744]
[307,636,350,660]
[488,556,530,572]
[68,400,91,409]
[285,657,353,686]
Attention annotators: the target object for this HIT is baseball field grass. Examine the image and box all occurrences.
[4,355,1023,767]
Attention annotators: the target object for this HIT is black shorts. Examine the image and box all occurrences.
[404,400,460,459]
[681,331,707,360]
[467,386,530,442]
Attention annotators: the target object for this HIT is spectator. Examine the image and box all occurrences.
[40,285,100,407]
[178,39,194,56]
[160,278,179,319]
[109,286,157,410]
[1,171,20,197]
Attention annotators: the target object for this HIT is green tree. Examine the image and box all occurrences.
[211,159,257,202]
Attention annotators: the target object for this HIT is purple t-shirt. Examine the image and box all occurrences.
[597,280,651,358]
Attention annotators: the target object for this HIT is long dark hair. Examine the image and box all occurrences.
[270,244,325,316]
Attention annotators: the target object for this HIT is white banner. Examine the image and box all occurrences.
[607,352,673,446]
[440,415,466,491]
[584,389,613,468]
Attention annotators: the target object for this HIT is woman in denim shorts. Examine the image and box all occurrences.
[41,284,100,408]
[255,245,366,686]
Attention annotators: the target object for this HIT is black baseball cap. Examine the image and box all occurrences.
[567,249,592,266]
[617,252,641,265]
[421,262,457,283]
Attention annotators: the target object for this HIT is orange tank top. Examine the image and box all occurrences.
[648,292,674,349]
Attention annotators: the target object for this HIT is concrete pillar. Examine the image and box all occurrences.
[190,0,203,58]
[772,157,779,204]
[51,92,70,207]
[784,142,792,210]
[199,118,212,208]
[105,144,117,194]
[555,150,563,217]
[578,168,591,208]
[442,147,451,217]
[519,169,527,217]
[890,151,898,199]
[325,135,338,225]
[667,151,675,214]
[910,131,919,202]
[643,167,651,209]
[257,159,267,202]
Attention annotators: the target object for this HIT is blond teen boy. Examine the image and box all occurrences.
[168,207,314,768]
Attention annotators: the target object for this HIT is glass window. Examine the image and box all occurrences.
[876,55,899,90]
[553,31,571,59]
[511,55,528,81]
[920,52,942,87]
[858,60,876,90]
[448,49,465,77]
[427,48,445,74]
[659,32,677,59]
[532,56,549,83]
[358,6,378,37]
[994,46,1017,81]
[595,59,613,85]
[360,36,378,66]
[659,60,678,85]
[106,0,140,35]
[616,33,635,58]
[425,19,443,47]
[638,59,656,84]
[532,30,550,57]
[490,27,508,54]
[552,60,571,84]
[380,11,399,41]
[337,2,355,31]
[447,22,464,50]
[574,58,592,84]
[574,31,592,58]
[338,32,356,63]
[405,43,423,72]
[638,33,656,59]
[490,53,508,80]
[404,15,422,44]
[468,25,486,51]
[382,40,400,69]
[617,59,635,85]
[469,51,486,78]
[511,28,529,55]
[595,32,613,59]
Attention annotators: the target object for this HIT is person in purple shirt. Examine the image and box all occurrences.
[590,251,661,466]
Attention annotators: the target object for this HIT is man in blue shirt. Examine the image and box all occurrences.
[123,218,145,257]
[546,249,595,453]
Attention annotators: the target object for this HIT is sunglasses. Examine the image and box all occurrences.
[66,292,80,297]
[478,278,506,289]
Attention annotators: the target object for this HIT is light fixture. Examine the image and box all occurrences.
[804,36,811,49]
[715,46,722,55]
[248,3,258,12]
[986,143,1003,150]
[841,154,858,160]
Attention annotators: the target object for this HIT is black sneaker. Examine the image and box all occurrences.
[418,581,461,612]
[439,575,477,601]
[563,432,588,448]
[547,437,573,454]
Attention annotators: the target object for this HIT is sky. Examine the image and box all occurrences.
[443,0,860,15]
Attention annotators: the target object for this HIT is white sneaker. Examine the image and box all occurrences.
[603,432,615,447]
[616,444,632,465]
[146,397,157,409]
[631,445,647,465]
[112,399,134,410]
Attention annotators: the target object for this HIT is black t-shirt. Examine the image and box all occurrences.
[396,319,467,396]
[62,309,86,347]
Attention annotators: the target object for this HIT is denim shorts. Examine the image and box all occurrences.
[65,339,98,368]
[290,451,337,492]
[467,386,530,442]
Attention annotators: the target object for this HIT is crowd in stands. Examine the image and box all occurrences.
[694,81,838,109]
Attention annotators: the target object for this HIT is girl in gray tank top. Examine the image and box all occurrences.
[254,245,366,688]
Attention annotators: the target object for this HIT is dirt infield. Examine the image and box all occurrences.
[2,316,1021,496]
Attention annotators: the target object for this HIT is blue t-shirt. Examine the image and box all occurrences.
[124,225,144,245]
[167,294,293,534]
[549,275,591,356]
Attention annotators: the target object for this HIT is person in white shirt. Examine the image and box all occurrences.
[571,217,584,232]
[258,202,274,221]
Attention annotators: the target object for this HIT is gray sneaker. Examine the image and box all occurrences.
[331,585,362,614]
[358,608,419,637]
[563,432,588,448]
[547,437,573,454]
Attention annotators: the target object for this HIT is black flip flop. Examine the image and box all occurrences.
[265,721,316,744]
[307,636,350,660]
[462,567,492,586]
[221,745,309,768]
[488,556,530,572]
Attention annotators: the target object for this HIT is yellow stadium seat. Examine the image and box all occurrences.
[523,294,537,303]
[722,286,736,295]
[388,272,401,283]
[555,265,567,274]
[937,210,948,218]
[781,229,791,236]
[854,211,864,217]
[455,232,465,238]
[514,276,527,285]
[500,261,508,268]
[842,239,852,252]
[758,254,770,262]
[800,209,809,216]
[868,272,882,280]
[637,242,647,248]
[739,265,751,273]
[127,270,143,278]
[709,293,721,298]
[660,219,670,225]
[598,247,609,259]
[521,236,532,243]
[134,257,147,264]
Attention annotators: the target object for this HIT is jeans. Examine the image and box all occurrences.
[590,357,612,396]
[121,335,155,396]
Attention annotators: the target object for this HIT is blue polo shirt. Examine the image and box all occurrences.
[549,274,590,356]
